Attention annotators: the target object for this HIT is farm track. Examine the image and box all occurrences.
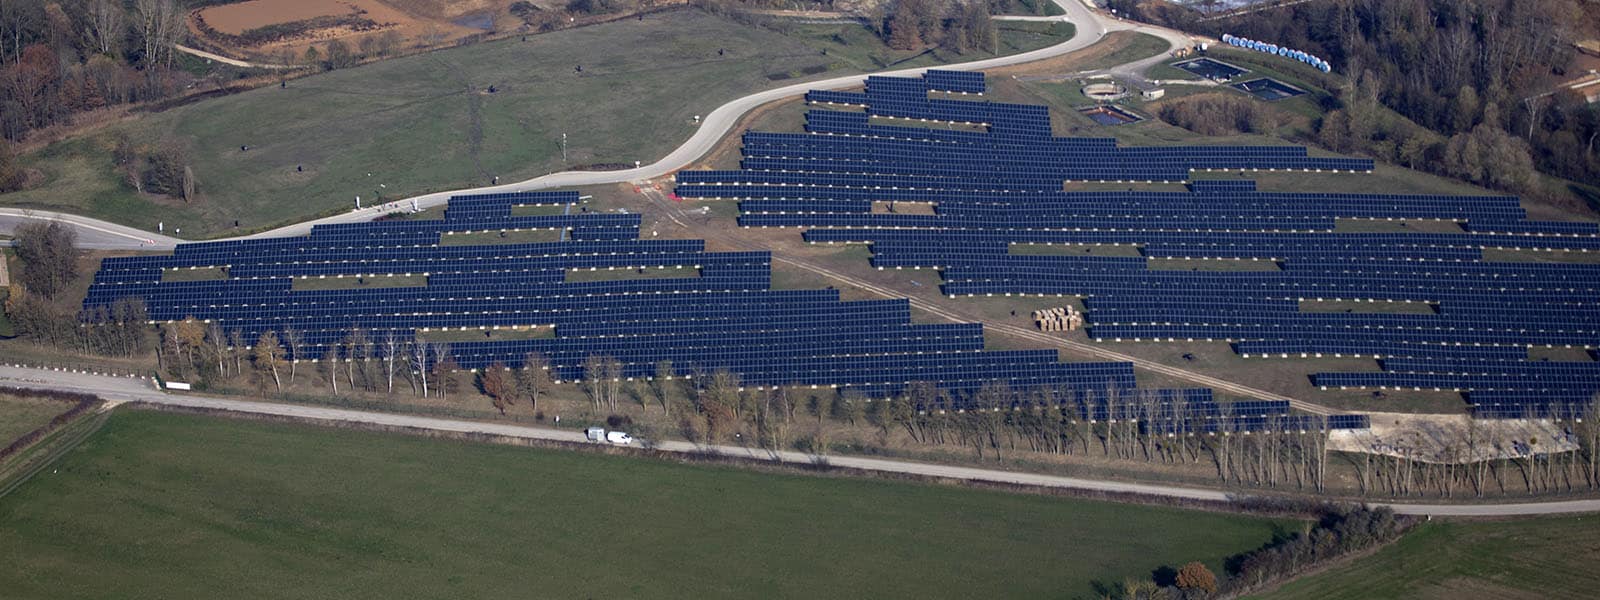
[636,185,1331,414]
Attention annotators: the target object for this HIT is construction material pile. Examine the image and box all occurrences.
[1033,307,1083,332]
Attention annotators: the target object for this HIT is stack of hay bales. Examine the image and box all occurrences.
[1032,307,1084,332]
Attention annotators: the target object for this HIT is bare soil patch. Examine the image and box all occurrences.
[1329,411,1576,464]
[201,0,357,35]
[189,0,507,59]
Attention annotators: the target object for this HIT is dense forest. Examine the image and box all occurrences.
[1,0,193,143]
[1112,0,1600,204]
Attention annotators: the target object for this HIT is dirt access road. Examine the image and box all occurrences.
[635,183,1332,416]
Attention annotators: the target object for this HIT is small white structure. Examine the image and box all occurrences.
[164,381,192,391]
[1142,88,1166,100]
[586,426,606,441]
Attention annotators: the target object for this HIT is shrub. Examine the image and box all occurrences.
[1157,93,1282,136]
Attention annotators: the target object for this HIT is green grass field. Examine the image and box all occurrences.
[1256,516,1600,599]
[2,9,1071,239]
[1079,32,1172,72]
[0,410,1291,599]
[991,0,1067,16]
[0,396,69,446]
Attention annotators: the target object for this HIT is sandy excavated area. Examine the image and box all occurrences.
[200,0,362,35]
[191,0,522,59]
[1330,411,1578,464]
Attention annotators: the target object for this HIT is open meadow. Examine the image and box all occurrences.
[1,8,1072,239]
[1255,515,1600,600]
[0,409,1292,599]
[0,395,70,445]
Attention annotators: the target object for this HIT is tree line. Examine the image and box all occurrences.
[1109,0,1600,206]
[7,221,155,358]
[1113,505,1409,599]
[876,0,997,54]
[152,321,474,402]
[7,216,1600,500]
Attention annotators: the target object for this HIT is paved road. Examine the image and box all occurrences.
[0,208,182,249]
[0,3,1346,417]
[2,363,1595,516]
[0,0,1118,248]
[0,2,1465,512]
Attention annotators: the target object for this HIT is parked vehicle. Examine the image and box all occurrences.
[586,426,605,441]
[606,431,633,445]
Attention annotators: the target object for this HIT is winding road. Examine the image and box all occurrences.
[1,363,1593,516]
[2,0,1123,247]
[11,1,1586,516]
[4,3,1199,248]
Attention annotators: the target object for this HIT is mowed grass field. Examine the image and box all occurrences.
[3,9,1072,239]
[0,410,1289,599]
[1255,515,1600,599]
[0,395,69,444]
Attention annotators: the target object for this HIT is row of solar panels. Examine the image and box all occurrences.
[690,72,1600,418]
[85,204,1377,428]
[798,228,1600,252]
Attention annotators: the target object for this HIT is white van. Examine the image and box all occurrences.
[605,431,633,445]
[586,426,606,441]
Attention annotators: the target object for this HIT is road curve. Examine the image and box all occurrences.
[1,363,1593,516]
[0,208,183,249]
[0,0,1119,248]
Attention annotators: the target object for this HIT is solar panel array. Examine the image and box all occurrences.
[675,71,1600,419]
[81,186,1363,429]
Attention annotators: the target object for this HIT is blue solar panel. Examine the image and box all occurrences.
[676,71,1600,417]
[85,175,1287,423]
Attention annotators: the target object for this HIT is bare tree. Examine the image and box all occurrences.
[228,329,246,375]
[517,352,552,415]
[85,0,126,56]
[344,327,373,391]
[582,354,605,411]
[480,362,513,415]
[603,356,623,412]
[135,0,183,68]
[1,0,44,66]
[205,321,228,378]
[408,335,430,398]
[323,344,340,394]
[650,360,674,417]
[253,330,285,392]
[381,330,401,394]
[282,326,305,384]
[429,342,454,400]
